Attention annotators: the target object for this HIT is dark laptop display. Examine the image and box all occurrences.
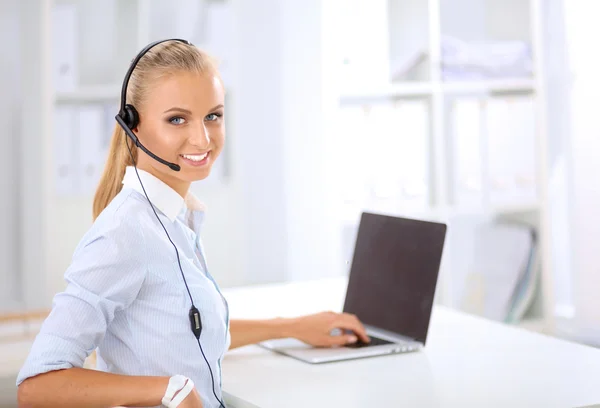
[343,212,447,345]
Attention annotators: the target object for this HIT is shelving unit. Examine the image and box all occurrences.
[42,0,156,303]
[326,0,552,334]
[17,0,230,310]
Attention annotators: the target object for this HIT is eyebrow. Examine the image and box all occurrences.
[163,107,192,115]
[163,104,224,115]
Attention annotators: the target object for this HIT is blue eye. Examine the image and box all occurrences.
[206,112,223,122]
[169,116,186,125]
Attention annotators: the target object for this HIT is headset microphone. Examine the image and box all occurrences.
[114,114,181,171]
[115,38,191,172]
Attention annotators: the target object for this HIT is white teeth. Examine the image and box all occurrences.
[182,153,208,162]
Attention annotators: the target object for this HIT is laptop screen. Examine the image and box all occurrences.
[343,212,447,344]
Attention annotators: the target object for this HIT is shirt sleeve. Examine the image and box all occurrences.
[16,217,147,386]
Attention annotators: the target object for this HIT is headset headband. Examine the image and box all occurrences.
[119,38,191,114]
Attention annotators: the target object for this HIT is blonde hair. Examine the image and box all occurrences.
[92,41,218,220]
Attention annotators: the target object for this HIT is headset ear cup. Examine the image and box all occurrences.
[124,104,140,129]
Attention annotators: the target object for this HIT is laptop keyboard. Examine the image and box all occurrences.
[345,335,394,348]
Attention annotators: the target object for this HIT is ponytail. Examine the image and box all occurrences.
[92,125,137,220]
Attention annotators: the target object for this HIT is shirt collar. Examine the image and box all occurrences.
[122,166,205,222]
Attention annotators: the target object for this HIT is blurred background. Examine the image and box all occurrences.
[1,0,600,403]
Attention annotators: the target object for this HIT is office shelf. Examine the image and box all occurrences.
[338,201,541,227]
[442,78,537,94]
[55,84,121,103]
[338,79,535,103]
[339,82,433,101]
[443,201,541,217]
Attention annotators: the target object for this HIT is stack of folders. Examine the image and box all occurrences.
[53,103,117,196]
[52,3,77,93]
[451,96,537,208]
[505,228,540,324]
[335,101,430,216]
[390,35,532,83]
[459,220,539,323]
[440,35,533,81]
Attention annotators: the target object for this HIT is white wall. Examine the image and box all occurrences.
[226,0,289,285]
[18,0,53,309]
[281,0,342,282]
[196,0,342,286]
[542,0,575,320]
[561,0,600,342]
[0,0,22,311]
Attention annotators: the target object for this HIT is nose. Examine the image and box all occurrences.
[189,123,210,149]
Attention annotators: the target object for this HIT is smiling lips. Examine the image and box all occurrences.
[180,152,210,166]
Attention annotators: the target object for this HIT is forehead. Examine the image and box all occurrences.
[144,71,224,111]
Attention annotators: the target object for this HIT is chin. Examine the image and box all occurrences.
[184,168,211,183]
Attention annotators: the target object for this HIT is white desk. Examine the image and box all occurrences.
[220,277,600,408]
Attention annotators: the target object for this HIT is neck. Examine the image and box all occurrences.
[136,162,190,198]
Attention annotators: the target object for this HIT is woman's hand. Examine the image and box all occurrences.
[286,311,370,347]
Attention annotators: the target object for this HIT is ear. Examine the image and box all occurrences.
[132,117,140,133]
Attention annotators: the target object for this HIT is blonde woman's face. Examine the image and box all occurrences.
[133,71,225,194]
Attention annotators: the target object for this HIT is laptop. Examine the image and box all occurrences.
[258,211,447,364]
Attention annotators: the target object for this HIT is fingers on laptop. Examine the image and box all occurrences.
[331,313,370,343]
[346,313,371,343]
[324,332,357,346]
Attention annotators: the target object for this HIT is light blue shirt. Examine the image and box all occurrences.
[17,166,231,408]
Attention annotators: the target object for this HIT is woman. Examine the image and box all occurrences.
[16,40,369,408]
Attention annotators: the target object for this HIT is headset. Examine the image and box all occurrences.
[115,39,183,172]
[115,38,226,408]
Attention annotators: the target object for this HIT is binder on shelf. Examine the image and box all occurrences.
[506,234,540,324]
[510,97,537,203]
[360,100,429,215]
[363,103,400,215]
[337,0,390,89]
[368,103,402,210]
[484,97,537,207]
[52,4,78,92]
[456,219,536,322]
[335,105,370,211]
[333,104,429,217]
[77,105,107,195]
[53,105,77,195]
[102,102,119,142]
[484,98,512,205]
[394,100,430,211]
[451,98,484,208]
[475,222,535,322]
[78,0,117,85]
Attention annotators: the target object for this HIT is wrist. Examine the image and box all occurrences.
[121,375,170,406]
[147,376,172,406]
[275,317,298,339]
